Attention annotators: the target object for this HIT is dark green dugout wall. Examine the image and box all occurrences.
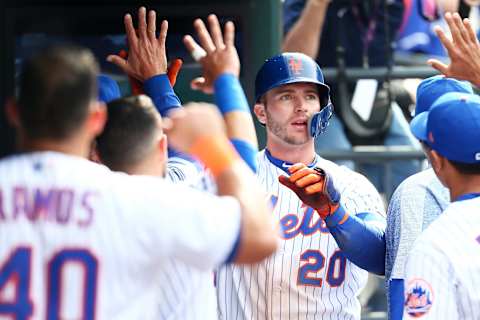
[0,0,282,156]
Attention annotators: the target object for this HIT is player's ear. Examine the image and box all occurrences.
[430,150,448,184]
[254,102,267,125]
[88,101,107,137]
[157,133,168,162]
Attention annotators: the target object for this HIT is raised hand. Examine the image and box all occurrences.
[428,12,480,87]
[183,14,240,94]
[278,163,340,219]
[162,102,226,153]
[107,7,168,82]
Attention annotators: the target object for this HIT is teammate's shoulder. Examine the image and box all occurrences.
[396,169,444,195]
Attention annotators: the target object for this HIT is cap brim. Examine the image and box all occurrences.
[410,112,429,142]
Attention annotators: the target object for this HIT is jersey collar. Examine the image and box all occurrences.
[265,149,319,174]
[455,193,480,202]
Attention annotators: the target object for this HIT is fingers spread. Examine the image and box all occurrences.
[224,21,235,47]
[434,25,455,55]
[463,18,479,46]
[427,59,449,75]
[194,18,216,53]
[452,12,469,46]
[190,77,207,91]
[183,35,207,62]
[148,10,157,40]
[124,14,138,48]
[208,14,225,50]
[138,7,148,39]
[158,20,168,45]
[106,55,129,72]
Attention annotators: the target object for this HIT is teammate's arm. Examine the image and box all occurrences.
[183,15,258,172]
[164,103,278,264]
[386,180,447,320]
[402,243,457,319]
[282,0,330,58]
[279,163,386,275]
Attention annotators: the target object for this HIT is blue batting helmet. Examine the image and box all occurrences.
[254,52,330,108]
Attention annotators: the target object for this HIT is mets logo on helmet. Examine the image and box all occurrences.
[404,279,434,318]
[288,57,303,75]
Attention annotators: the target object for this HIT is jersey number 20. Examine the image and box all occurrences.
[0,246,98,320]
[298,249,346,287]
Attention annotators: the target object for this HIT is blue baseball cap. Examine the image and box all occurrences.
[410,92,480,164]
[97,74,121,103]
[415,75,473,116]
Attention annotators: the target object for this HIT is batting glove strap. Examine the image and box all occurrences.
[325,205,348,227]
[313,167,340,204]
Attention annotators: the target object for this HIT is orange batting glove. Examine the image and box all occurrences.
[279,163,340,219]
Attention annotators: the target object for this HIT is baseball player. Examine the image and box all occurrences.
[385,75,473,319]
[98,10,259,319]
[216,52,387,319]
[404,92,480,319]
[0,45,277,319]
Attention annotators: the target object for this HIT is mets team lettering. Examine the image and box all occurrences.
[217,150,384,319]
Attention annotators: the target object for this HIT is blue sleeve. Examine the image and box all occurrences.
[230,139,258,173]
[388,279,405,320]
[283,0,306,35]
[325,207,386,275]
[213,73,250,114]
[144,74,182,117]
[213,73,258,172]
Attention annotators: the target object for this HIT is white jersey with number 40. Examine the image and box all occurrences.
[0,152,241,320]
[217,150,385,320]
[404,196,480,319]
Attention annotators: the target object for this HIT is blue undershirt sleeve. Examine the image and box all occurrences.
[325,207,386,275]
[144,74,182,117]
[214,73,258,172]
[388,278,405,320]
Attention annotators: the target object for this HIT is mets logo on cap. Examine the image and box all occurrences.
[404,278,434,318]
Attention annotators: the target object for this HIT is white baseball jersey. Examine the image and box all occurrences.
[155,156,217,319]
[217,150,385,319]
[167,155,215,193]
[0,151,241,319]
[403,195,480,319]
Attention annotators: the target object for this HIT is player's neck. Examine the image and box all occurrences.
[20,136,91,159]
[449,175,480,201]
[266,139,316,165]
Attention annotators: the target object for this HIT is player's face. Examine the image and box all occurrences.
[260,83,320,145]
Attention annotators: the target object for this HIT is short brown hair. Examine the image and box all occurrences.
[17,45,98,139]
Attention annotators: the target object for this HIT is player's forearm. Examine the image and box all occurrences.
[282,0,329,58]
[216,163,278,263]
[214,74,258,172]
[325,208,386,275]
[144,74,182,116]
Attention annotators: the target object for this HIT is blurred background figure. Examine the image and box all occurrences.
[283,0,423,198]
